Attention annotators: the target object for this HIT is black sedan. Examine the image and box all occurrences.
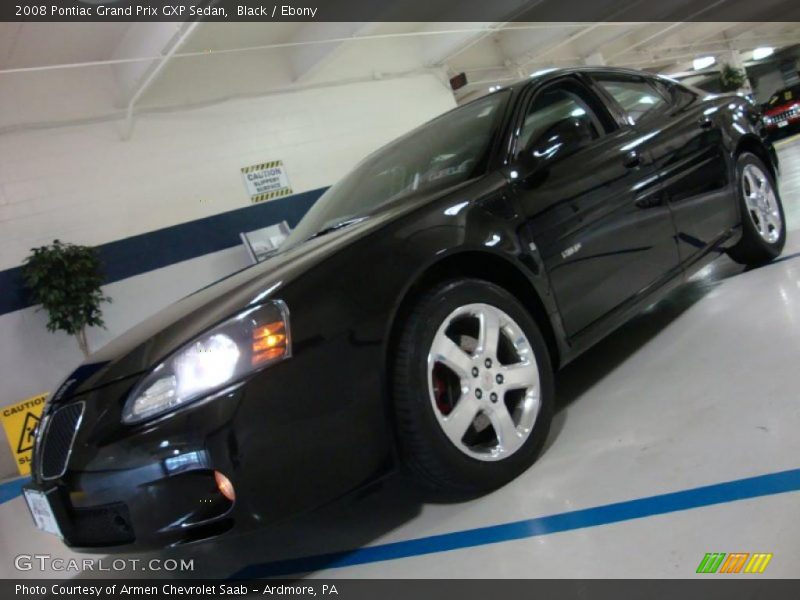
[24,67,785,551]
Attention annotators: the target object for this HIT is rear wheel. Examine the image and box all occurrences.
[392,279,554,495]
[728,153,786,266]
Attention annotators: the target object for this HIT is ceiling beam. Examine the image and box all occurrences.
[605,0,729,60]
[613,33,800,66]
[419,22,503,67]
[515,0,652,67]
[119,21,202,139]
[516,22,633,68]
[111,22,200,106]
[604,22,691,60]
[288,22,384,83]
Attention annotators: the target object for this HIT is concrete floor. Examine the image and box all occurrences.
[2,135,800,579]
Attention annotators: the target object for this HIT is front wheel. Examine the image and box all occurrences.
[392,279,554,495]
[727,152,786,266]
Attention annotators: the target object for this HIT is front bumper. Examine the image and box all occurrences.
[765,114,800,136]
[25,332,393,552]
[25,379,245,551]
[23,470,236,550]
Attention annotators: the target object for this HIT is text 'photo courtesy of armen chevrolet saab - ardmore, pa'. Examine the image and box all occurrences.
[1,0,800,595]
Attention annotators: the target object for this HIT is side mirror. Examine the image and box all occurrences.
[529,117,596,162]
[516,148,540,173]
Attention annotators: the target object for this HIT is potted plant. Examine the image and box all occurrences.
[22,239,111,358]
[719,64,747,92]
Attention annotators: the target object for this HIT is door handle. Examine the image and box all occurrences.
[698,118,713,129]
[623,150,641,169]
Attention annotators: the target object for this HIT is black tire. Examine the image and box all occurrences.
[727,152,786,266]
[392,279,554,496]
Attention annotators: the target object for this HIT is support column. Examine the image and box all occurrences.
[721,47,753,94]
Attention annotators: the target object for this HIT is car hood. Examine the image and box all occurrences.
[51,180,479,403]
[52,215,383,402]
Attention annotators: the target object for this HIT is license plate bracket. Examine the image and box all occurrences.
[23,488,63,537]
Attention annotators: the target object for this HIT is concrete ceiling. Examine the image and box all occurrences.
[1,14,799,130]
[3,20,798,81]
[0,22,133,69]
[180,22,308,52]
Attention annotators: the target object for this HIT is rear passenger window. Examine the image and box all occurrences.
[594,77,668,125]
[663,82,698,109]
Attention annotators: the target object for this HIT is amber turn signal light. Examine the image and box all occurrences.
[251,321,288,365]
[214,470,236,502]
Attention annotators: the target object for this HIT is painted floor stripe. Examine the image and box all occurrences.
[774,133,800,147]
[0,477,30,505]
[232,467,800,579]
[3,470,797,577]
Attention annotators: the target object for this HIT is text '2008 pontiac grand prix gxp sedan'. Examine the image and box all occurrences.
[24,67,785,551]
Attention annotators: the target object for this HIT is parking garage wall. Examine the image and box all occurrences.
[0,73,456,478]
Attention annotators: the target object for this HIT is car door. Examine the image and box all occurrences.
[510,76,680,338]
[590,73,734,263]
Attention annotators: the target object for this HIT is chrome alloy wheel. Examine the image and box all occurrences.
[742,163,782,244]
[427,303,541,461]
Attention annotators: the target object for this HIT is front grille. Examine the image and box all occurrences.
[39,402,84,480]
[771,107,800,121]
[67,502,135,547]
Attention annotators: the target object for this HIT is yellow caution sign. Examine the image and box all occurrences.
[1,393,47,475]
[240,160,293,204]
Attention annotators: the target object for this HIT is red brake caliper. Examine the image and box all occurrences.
[432,363,452,415]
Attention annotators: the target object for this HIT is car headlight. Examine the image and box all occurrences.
[122,301,291,424]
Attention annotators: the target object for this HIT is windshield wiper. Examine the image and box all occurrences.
[306,217,367,241]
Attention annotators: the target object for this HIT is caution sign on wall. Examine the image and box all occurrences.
[241,160,293,203]
[1,393,47,476]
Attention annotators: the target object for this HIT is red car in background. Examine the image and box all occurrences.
[763,84,800,138]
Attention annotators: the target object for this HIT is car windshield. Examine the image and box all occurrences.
[282,90,509,249]
[768,86,800,106]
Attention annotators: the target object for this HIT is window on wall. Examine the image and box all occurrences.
[594,77,668,125]
[518,83,609,162]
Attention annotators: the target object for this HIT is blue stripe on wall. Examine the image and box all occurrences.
[231,467,800,578]
[0,477,30,505]
[0,188,326,317]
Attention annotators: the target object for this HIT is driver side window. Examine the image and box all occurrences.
[518,84,608,163]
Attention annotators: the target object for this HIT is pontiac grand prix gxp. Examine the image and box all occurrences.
[25,68,784,551]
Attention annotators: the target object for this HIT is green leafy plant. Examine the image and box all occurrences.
[22,239,111,357]
[719,64,747,92]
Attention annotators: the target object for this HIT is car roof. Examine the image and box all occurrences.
[497,65,664,94]
[404,67,676,147]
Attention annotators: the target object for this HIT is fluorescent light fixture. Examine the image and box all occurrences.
[752,47,774,60]
[693,56,716,70]
[570,107,586,117]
